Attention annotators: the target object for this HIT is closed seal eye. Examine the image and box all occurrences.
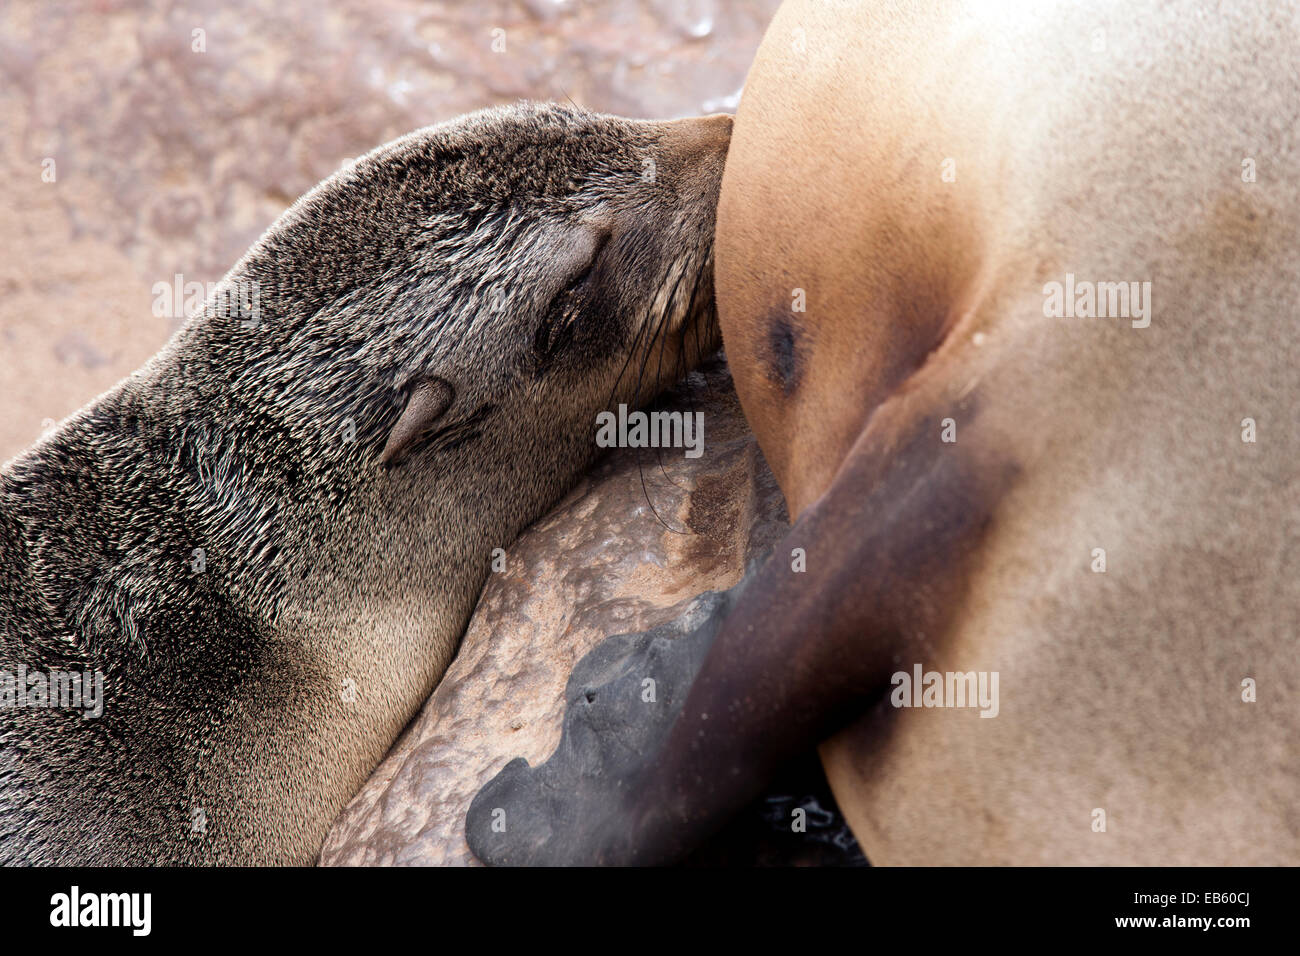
[534,228,611,361]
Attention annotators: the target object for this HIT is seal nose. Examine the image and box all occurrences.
[661,112,733,161]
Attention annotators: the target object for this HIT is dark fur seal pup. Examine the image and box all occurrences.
[0,103,731,864]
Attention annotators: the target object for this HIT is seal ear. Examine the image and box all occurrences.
[381,377,454,467]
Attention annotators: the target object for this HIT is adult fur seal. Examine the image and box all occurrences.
[0,102,731,864]
[468,0,1300,865]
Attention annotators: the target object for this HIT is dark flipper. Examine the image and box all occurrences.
[682,749,869,867]
[468,395,1018,866]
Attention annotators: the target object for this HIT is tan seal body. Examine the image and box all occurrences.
[715,0,1299,863]
[464,0,1298,868]
[0,103,730,865]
